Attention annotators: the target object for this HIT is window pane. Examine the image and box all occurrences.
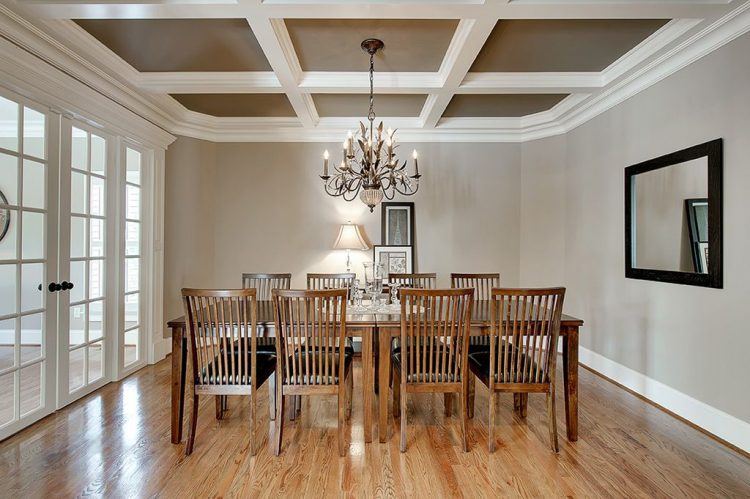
[20,362,42,415]
[20,262,43,312]
[124,292,139,330]
[90,175,105,217]
[125,221,139,256]
[90,134,105,175]
[0,96,19,153]
[0,318,15,371]
[0,152,18,205]
[124,328,138,366]
[89,299,103,341]
[71,171,87,214]
[89,218,104,257]
[70,260,85,303]
[69,304,85,347]
[126,148,141,184]
[23,108,45,160]
[126,185,140,220]
[88,341,103,382]
[89,259,104,299]
[70,216,86,258]
[20,313,43,363]
[0,208,17,260]
[0,371,14,426]
[22,159,45,209]
[69,347,84,393]
[125,258,139,293]
[21,211,44,260]
[71,127,87,171]
[0,264,16,316]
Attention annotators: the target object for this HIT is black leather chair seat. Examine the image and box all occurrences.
[468,344,542,383]
[391,351,460,383]
[198,350,276,385]
[284,347,352,384]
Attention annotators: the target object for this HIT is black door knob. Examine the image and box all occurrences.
[48,282,62,292]
[61,281,73,290]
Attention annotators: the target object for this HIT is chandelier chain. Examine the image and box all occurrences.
[368,51,376,123]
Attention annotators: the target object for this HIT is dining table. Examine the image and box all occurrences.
[167,301,584,445]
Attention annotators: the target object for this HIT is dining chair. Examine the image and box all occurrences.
[388,272,437,289]
[271,288,354,456]
[469,287,565,452]
[392,288,474,452]
[182,288,276,456]
[306,272,356,291]
[241,273,291,421]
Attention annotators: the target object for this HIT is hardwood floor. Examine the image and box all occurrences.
[0,357,748,497]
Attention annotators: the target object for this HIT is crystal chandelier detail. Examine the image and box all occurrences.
[320,39,421,212]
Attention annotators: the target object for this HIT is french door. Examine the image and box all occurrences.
[0,88,153,439]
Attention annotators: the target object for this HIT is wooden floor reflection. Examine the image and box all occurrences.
[0,356,748,497]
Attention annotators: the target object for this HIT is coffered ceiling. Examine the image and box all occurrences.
[3,0,747,141]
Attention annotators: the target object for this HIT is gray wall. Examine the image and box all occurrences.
[521,33,750,424]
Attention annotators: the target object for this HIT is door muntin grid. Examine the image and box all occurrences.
[0,95,49,428]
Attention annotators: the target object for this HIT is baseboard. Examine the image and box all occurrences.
[579,346,750,455]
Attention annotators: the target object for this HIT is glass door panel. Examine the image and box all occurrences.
[0,93,56,440]
[122,146,143,368]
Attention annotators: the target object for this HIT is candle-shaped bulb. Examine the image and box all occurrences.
[323,150,329,160]
[323,149,329,176]
[412,149,420,177]
[387,127,393,137]
[412,149,418,159]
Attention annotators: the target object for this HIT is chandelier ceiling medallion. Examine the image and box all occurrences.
[320,38,421,212]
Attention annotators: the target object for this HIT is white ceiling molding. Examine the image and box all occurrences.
[1,0,748,143]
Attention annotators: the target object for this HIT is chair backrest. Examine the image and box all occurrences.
[451,273,500,301]
[182,288,258,388]
[490,288,565,386]
[306,273,355,291]
[389,272,437,289]
[399,288,474,384]
[242,273,291,301]
[272,289,348,387]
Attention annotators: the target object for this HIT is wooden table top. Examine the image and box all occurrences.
[167,300,584,329]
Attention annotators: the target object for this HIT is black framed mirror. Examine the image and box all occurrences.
[625,139,722,288]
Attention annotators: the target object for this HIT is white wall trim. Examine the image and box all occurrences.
[579,347,750,454]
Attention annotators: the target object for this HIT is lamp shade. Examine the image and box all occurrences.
[333,222,370,250]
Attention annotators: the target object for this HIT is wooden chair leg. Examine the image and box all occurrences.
[222,395,228,412]
[274,387,284,456]
[338,385,347,457]
[185,394,199,456]
[392,367,400,419]
[488,391,495,453]
[215,396,223,420]
[346,369,353,420]
[250,389,257,456]
[514,393,528,418]
[268,374,276,421]
[547,391,559,453]
[444,393,452,417]
[399,389,407,453]
[289,395,297,421]
[460,388,469,453]
[467,375,475,419]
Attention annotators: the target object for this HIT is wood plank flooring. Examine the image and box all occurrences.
[0,356,748,497]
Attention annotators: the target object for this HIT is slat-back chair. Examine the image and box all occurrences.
[388,272,437,289]
[241,273,291,421]
[392,288,474,452]
[272,289,353,456]
[182,288,276,456]
[242,272,292,300]
[306,272,355,291]
[468,287,565,452]
[450,273,500,301]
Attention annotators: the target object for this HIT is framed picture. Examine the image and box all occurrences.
[373,245,413,281]
[0,190,10,243]
[381,202,414,246]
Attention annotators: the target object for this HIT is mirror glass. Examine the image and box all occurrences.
[632,157,708,273]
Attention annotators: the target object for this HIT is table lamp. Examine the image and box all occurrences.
[333,222,370,272]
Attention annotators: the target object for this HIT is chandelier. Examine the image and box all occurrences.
[320,38,421,212]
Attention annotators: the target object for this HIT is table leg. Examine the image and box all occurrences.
[378,327,392,443]
[171,326,186,444]
[362,328,373,443]
[562,326,579,441]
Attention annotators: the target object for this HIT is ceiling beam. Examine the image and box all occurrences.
[136,72,282,94]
